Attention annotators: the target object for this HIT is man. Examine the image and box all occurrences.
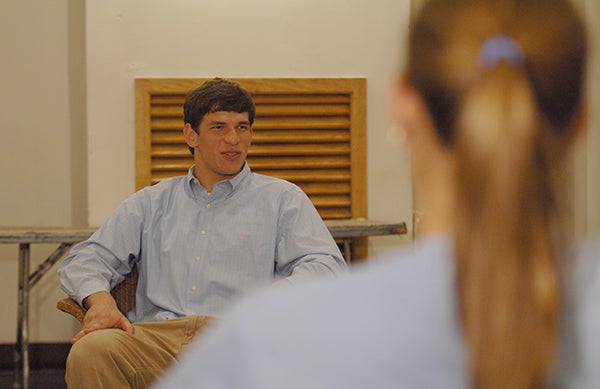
[58,78,346,388]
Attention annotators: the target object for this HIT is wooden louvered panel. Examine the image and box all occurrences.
[150,157,350,171]
[296,182,351,195]
[136,78,367,258]
[150,116,350,130]
[253,130,350,143]
[150,106,183,116]
[252,104,349,116]
[151,96,184,105]
[150,144,351,158]
[152,130,351,144]
[249,144,350,156]
[151,146,195,158]
[256,170,350,182]
[247,156,350,170]
[151,161,194,171]
[151,104,349,117]
[151,131,190,144]
[148,94,355,106]
[253,117,350,130]
[252,94,350,104]
[318,208,352,219]
[309,195,351,208]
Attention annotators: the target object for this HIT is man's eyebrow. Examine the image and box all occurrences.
[206,120,250,125]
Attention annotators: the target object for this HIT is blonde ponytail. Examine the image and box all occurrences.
[455,62,563,389]
[407,0,586,387]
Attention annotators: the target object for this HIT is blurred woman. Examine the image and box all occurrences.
[155,1,596,388]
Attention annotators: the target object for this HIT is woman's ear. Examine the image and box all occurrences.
[393,80,433,142]
[183,123,199,149]
[565,99,588,147]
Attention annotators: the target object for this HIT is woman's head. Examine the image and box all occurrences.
[406,0,586,145]
[399,1,587,388]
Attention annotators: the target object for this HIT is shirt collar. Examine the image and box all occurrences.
[186,162,251,194]
[227,162,251,190]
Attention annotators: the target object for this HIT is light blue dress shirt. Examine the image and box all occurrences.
[156,236,600,389]
[550,238,600,389]
[58,163,346,322]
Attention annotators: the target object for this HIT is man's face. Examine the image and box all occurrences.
[184,111,252,191]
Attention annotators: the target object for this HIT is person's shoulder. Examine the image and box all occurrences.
[247,171,298,191]
[115,176,189,212]
[345,235,452,289]
[242,172,307,202]
[571,238,600,320]
[142,175,187,193]
[573,237,600,297]
[576,237,600,261]
[231,235,454,329]
[342,235,454,306]
[131,175,187,199]
[195,235,464,388]
[555,237,600,387]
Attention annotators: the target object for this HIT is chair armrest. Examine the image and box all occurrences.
[57,297,85,323]
[57,264,139,323]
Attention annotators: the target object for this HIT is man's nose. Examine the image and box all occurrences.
[224,127,240,144]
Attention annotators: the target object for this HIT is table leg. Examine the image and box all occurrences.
[13,243,30,389]
[29,242,73,288]
[343,239,352,264]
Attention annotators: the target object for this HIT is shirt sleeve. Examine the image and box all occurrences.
[274,185,347,282]
[57,191,147,306]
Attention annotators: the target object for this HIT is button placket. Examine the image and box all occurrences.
[200,197,211,235]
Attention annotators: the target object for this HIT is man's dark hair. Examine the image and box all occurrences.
[184,78,255,154]
[184,78,255,129]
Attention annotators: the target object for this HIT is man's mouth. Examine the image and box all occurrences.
[222,151,241,159]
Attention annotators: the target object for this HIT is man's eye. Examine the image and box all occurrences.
[238,125,249,131]
[211,125,223,131]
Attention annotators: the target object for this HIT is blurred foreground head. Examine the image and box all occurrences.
[403,1,587,388]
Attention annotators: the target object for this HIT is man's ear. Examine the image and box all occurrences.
[183,123,199,148]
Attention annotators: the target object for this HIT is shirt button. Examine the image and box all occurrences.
[206,204,211,209]
[201,230,206,235]
[196,256,201,261]
[191,285,197,291]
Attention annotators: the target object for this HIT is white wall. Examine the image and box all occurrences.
[0,0,81,342]
[581,0,600,236]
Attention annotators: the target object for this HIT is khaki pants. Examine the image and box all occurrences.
[65,315,213,389]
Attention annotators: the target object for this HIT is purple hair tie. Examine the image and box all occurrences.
[478,35,525,68]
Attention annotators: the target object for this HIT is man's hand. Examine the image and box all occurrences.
[71,291,135,344]
[272,278,292,287]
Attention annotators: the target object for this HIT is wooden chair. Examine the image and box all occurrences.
[56,265,139,323]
